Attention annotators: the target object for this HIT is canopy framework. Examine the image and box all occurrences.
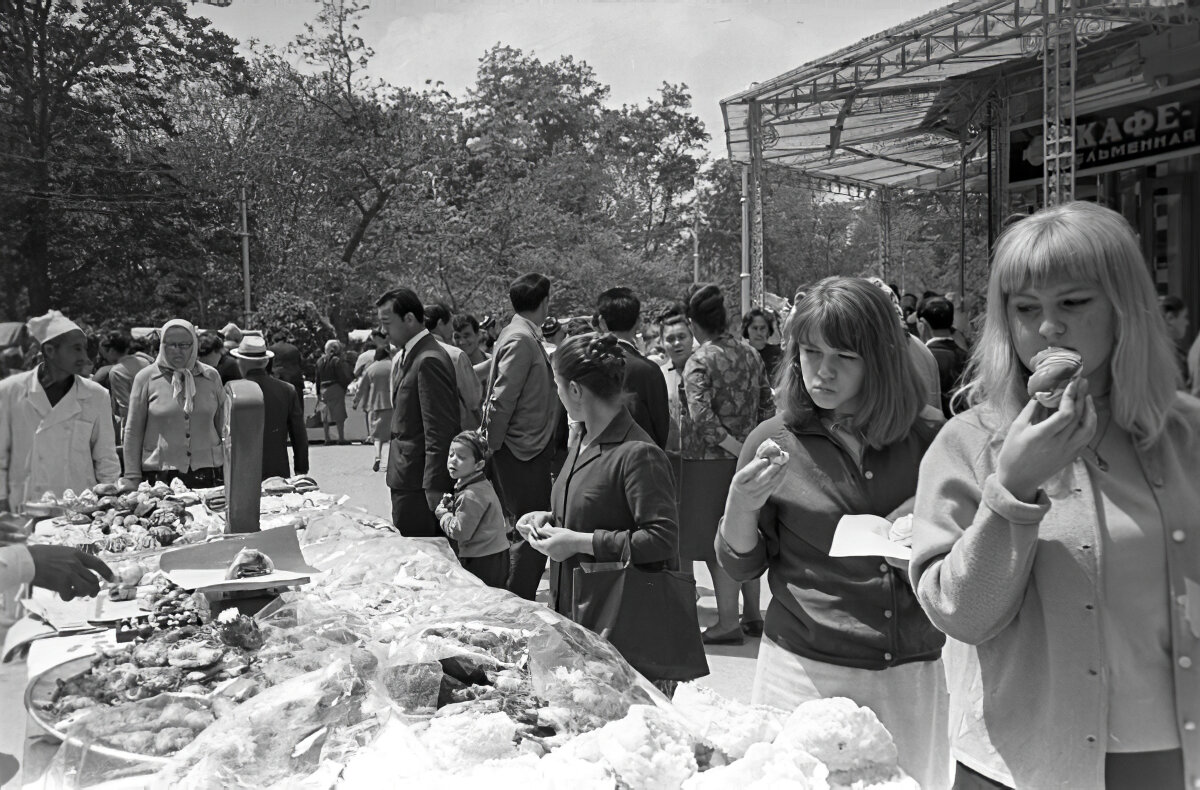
[721,0,1200,306]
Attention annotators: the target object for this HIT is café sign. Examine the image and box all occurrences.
[1009,87,1200,185]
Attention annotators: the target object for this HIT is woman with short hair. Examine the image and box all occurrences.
[912,202,1200,790]
[122,319,226,488]
[315,339,352,445]
[683,283,774,644]
[719,277,949,788]
[741,307,782,380]
[353,345,394,472]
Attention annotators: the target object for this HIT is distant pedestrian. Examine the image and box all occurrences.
[314,340,352,445]
[920,297,970,418]
[267,331,305,404]
[0,311,120,511]
[352,346,394,472]
[481,273,558,600]
[426,303,482,429]
[436,430,509,588]
[596,287,669,449]
[232,336,309,480]
[741,307,782,381]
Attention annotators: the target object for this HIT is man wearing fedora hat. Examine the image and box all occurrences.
[232,336,309,480]
[0,311,120,512]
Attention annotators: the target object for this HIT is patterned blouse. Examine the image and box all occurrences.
[682,333,775,460]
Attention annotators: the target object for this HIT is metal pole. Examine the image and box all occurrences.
[740,166,751,315]
[748,101,765,308]
[692,204,701,284]
[959,144,968,308]
[239,184,251,329]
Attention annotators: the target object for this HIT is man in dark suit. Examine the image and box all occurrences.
[231,336,309,479]
[377,287,459,537]
[481,273,558,599]
[596,287,670,449]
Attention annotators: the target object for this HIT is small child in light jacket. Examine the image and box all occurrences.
[435,430,509,588]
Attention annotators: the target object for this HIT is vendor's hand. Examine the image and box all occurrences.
[515,511,555,540]
[0,513,29,545]
[526,526,590,562]
[29,545,114,601]
[424,490,445,511]
[996,378,1097,504]
[726,457,788,514]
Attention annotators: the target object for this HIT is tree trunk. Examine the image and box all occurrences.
[22,197,51,315]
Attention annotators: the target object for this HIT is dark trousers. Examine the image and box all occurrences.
[390,488,440,538]
[461,549,509,589]
[144,467,223,489]
[491,441,553,600]
[955,750,1185,790]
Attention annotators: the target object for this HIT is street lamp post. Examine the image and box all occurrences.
[238,183,252,329]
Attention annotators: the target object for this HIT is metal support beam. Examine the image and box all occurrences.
[1042,0,1078,205]
[748,101,766,309]
[878,187,892,284]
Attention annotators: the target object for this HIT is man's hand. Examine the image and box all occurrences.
[28,545,114,601]
[425,490,445,511]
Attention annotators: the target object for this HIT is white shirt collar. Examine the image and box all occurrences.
[403,328,430,358]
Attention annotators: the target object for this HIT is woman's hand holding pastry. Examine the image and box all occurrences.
[515,511,554,540]
[526,526,590,561]
[727,443,789,514]
[997,377,1097,504]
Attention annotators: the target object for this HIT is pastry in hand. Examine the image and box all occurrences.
[888,514,914,547]
[754,437,789,466]
[224,548,274,580]
[1027,347,1082,409]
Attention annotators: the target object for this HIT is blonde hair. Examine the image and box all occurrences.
[958,201,1179,447]
[777,277,925,448]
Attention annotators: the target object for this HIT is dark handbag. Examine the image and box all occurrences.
[571,543,709,682]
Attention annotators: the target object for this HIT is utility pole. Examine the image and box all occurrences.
[692,203,701,284]
[740,166,751,315]
[238,183,252,329]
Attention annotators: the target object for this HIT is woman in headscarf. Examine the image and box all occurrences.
[315,339,352,445]
[122,319,227,488]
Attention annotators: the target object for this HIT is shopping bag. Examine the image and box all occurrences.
[571,543,709,682]
[305,402,325,429]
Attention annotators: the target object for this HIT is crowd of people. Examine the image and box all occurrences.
[1,200,1198,788]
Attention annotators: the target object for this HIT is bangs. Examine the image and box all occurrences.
[793,298,869,356]
[994,214,1110,296]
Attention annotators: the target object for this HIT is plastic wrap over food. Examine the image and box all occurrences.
[254,600,385,688]
[154,659,382,789]
[298,507,395,547]
[300,534,474,596]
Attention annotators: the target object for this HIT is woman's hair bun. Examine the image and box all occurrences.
[687,283,728,334]
[586,333,624,364]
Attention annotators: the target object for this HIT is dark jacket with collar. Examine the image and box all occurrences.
[616,339,670,450]
[242,368,308,479]
[717,407,946,670]
[387,332,458,493]
[548,407,678,616]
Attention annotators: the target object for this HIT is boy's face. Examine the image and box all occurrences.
[446,441,484,480]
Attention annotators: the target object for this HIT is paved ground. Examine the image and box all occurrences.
[308,441,765,703]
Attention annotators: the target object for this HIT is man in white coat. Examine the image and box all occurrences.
[0,311,120,512]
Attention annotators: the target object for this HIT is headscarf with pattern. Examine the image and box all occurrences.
[155,319,220,415]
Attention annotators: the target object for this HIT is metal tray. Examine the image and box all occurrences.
[24,655,203,766]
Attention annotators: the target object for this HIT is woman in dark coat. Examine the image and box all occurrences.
[314,339,352,445]
[519,333,695,690]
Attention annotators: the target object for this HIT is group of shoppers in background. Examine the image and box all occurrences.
[1,199,1197,788]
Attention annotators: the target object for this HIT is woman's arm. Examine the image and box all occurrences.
[716,428,785,580]
[910,420,1047,645]
[591,444,678,565]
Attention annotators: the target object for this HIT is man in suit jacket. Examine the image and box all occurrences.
[596,287,670,449]
[231,337,309,480]
[481,273,558,599]
[377,287,459,537]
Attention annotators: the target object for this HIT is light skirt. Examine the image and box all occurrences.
[751,634,952,790]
